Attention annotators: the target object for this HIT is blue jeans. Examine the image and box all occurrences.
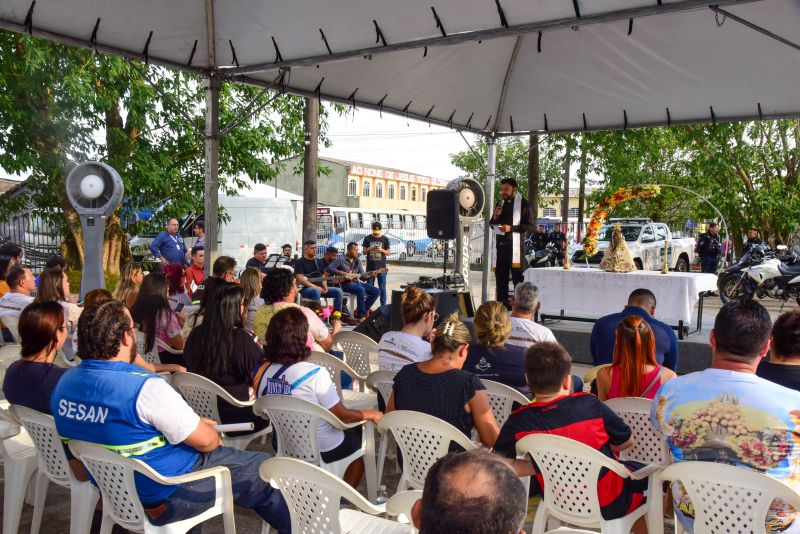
[341,282,380,318]
[300,285,344,312]
[368,272,388,306]
[149,447,290,534]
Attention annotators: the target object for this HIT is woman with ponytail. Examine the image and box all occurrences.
[386,313,499,448]
[377,285,435,371]
[596,315,676,400]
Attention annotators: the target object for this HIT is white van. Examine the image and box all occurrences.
[129,194,302,266]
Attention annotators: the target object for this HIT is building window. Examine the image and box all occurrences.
[388,184,395,199]
[348,179,357,197]
[362,180,371,197]
[411,187,417,202]
[421,187,427,202]
[375,182,384,198]
[568,208,579,218]
[400,185,407,200]
[542,207,557,217]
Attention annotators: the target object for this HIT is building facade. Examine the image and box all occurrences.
[272,157,448,210]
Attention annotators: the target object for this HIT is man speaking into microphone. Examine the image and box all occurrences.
[489,178,535,308]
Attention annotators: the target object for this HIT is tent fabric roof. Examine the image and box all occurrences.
[1,0,798,134]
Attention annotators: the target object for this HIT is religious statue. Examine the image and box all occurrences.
[599,223,637,272]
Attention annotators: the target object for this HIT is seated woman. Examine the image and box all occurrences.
[386,313,499,448]
[163,264,192,311]
[253,268,338,351]
[113,263,144,309]
[377,286,435,371]
[465,301,582,398]
[184,283,267,434]
[253,307,382,489]
[34,267,82,325]
[2,301,68,413]
[181,277,226,339]
[130,272,185,365]
[596,315,676,401]
[240,267,265,332]
[81,289,185,374]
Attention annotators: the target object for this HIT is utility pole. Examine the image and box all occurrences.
[302,96,319,245]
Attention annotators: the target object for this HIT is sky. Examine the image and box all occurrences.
[320,107,477,180]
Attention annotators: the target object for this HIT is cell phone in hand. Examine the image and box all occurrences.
[175,303,185,312]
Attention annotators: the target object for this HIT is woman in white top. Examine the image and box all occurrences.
[34,268,82,325]
[377,285,435,371]
[239,267,265,331]
[254,307,382,489]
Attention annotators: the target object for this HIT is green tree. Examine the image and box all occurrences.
[0,31,319,273]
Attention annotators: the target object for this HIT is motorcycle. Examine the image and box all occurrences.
[717,243,800,305]
[526,242,558,268]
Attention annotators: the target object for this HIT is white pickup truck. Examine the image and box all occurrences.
[571,218,696,271]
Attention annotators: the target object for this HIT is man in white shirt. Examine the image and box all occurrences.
[507,282,556,348]
[0,266,36,321]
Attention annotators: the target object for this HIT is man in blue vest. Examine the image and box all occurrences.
[52,300,290,532]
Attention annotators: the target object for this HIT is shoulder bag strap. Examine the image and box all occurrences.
[640,367,666,397]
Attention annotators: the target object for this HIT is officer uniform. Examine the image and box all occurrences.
[696,231,721,274]
[548,230,568,266]
[530,230,549,251]
[743,235,764,256]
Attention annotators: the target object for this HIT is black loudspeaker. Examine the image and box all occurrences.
[390,289,475,332]
[426,189,459,239]
[353,304,392,343]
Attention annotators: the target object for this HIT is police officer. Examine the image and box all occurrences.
[548,224,569,266]
[743,227,763,255]
[696,222,722,274]
[530,225,549,251]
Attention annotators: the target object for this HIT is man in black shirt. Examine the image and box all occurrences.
[489,178,535,307]
[743,227,764,256]
[293,240,344,314]
[548,224,569,266]
[361,222,391,306]
[530,225,549,251]
[757,308,800,392]
[245,243,269,270]
[695,222,722,274]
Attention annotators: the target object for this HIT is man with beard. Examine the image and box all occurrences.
[51,300,291,533]
[489,178,535,307]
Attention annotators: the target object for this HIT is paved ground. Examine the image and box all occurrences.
[7,263,791,533]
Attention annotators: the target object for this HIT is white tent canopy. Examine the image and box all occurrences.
[1,0,798,297]
[1,0,798,134]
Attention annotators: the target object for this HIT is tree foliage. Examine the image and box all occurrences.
[0,31,322,272]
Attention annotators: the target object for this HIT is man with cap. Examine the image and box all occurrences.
[362,221,391,306]
[695,222,722,274]
[743,227,764,256]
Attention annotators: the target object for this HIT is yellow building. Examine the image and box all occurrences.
[346,163,448,210]
[539,188,595,220]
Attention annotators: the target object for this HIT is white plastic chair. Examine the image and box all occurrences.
[604,397,670,466]
[68,440,236,534]
[366,370,397,408]
[482,379,530,428]
[170,372,270,450]
[253,394,378,503]
[516,433,659,534]
[582,364,611,388]
[259,457,409,534]
[377,410,476,492]
[333,330,378,378]
[10,405,100,534]
[651,461,800,534]
[0,419,39,534]
[385,489,422,530]
[135,330,183,366]
[307,351,377,411]
[0,344,21,405]
[0,313,21,344]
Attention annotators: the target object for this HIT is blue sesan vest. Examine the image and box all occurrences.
[51,360,199,503]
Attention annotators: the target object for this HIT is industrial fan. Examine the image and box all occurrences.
[65,162,124,299]
[445,178,485,286]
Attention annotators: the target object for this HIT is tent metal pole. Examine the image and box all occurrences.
[481,135,497,303]
[203,0,220,278]
[224,0,760,75]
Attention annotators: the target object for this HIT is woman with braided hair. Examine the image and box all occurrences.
[596,314,676,400]
[386,313,500,448]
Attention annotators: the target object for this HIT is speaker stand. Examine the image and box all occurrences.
[441,239,449,290]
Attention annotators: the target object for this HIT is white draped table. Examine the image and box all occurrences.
[522,267,719,336]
